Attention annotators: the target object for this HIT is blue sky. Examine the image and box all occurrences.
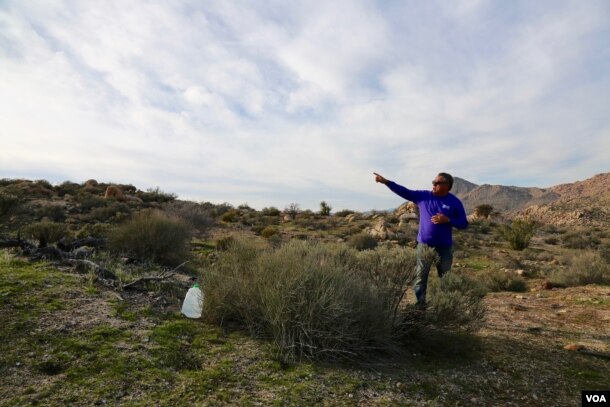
[1,1,609,211]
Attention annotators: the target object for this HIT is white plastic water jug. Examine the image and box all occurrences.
[181,283,203,318]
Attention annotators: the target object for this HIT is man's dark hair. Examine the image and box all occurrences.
[438,172,454,190]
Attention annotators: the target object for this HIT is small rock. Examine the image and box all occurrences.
[556,309,568,314]
[564,344,584,352]
[510,304,528,311]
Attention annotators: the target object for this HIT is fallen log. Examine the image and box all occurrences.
[63,259,117,280]
[122,261,189,290]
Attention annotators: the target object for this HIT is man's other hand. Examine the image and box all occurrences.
[431,213,450,224]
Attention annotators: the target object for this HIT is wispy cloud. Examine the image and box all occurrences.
[1,0,609,210]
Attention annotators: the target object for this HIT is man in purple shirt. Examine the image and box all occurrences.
[374,172,468,308]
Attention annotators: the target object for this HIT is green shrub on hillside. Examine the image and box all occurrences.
[23,221,70,247]
[261,207,281,216]
[548,251,610,287]
[164,201,214,231]
[499,219,536,250]
[108,210,191,266]
[137,187,177,203]
[260,226,279,238]
[36,204,67,222]
[220,209,240,223]
[0,192,20,216]
[76,193,107,211]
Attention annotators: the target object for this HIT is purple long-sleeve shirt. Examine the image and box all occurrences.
[386,181,468,247]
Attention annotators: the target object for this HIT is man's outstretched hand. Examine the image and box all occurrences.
[373,172,389,185]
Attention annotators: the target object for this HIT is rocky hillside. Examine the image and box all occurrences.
[453,172,610,227]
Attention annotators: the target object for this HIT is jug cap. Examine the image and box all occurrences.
[193,283,200,288]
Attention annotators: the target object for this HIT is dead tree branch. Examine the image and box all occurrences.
[122,261,189,290]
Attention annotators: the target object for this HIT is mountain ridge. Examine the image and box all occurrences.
[452,172,610,226]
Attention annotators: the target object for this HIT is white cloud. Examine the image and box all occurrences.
[0,0,609,210]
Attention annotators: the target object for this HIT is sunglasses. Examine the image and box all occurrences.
[432,181,448,186]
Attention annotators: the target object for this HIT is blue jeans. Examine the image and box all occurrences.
[414,243,453,306]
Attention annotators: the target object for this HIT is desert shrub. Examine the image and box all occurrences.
[561,231,600,249]
[261,207,281,216]
[544,236,559,245]
[334,209,355,218]
[481,269,527,292]
[424,272,487,332]
[75,223,111,239]
[470,219,493,234]
[204,239,395,362]
[164,201,214,231]
[599,241,610,263]
[474,204,494,218]
[284,203,300,219]
[347,233,378,251]
[547,251,610,287]
[0,192,20,216]
[221,209,240,223]
[75,193,107,211]
[203,238,485,362]
[215,236,236,251]
[88,202,131,222]
[36,204,67,222]
[34,179,53,190]
[23,221,70,247]
[137,187,177,203]
[298,210,314,219]
[499,219,536,250]
[108,210,191,266]
[260,226,279,238]
[386,215,400,224]
[319,201,332,216]
[55,181,80,197]
[0,178,20,187]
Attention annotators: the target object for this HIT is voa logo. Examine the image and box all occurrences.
[586,394,606,402]
[582,391,610,406]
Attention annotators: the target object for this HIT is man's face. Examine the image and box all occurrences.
[431,175,450,196]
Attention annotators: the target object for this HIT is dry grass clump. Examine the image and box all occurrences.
[347,232,378,251]
[425,272,487,332]
[108,210,191,266]
[203,238,486,362]
[548,251,610,287]
[480,269,527,293]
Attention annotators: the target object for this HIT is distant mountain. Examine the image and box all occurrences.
[452,172,610,226]
[454,183,559,213]
[450,177,478,196]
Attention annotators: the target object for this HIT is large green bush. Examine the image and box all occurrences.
[108,210,192,266]
[202,238,486,362]
[425,272,487,332]
[499,219,536,250]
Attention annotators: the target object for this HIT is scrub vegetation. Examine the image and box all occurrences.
[1,178,609,406]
